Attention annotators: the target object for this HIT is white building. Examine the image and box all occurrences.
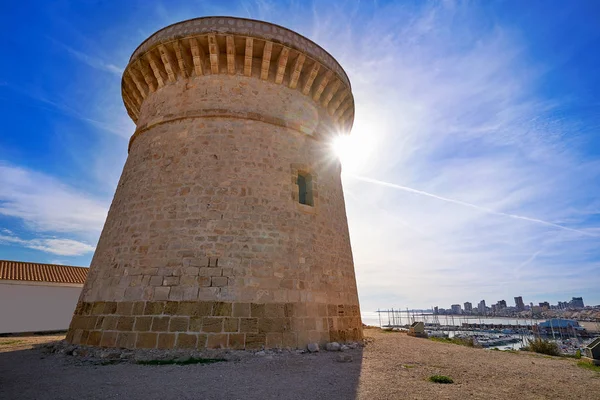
[0,260,87,334]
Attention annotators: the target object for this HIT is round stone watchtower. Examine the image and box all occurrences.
[67,16,362,351]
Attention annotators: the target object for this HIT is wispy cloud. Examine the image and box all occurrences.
[0,163,109,234]
[1,83,132,138]
[49,37,124,76]
[0,232,95,256]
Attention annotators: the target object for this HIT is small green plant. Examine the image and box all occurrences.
[563,350,582,359]
[137,357,226,366]
[577,361,600,372]
[522,338,560,356]
[429,375,454,384]
[430,337,475,347]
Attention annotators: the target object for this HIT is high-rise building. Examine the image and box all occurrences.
[570,297,584,309]
[539,302,550,310]
[514,296,525,311]
[558,301,568,309]
[451,304,462,314]
[478,300,486,315]
[464,302,473,313]
[497,300,507,309]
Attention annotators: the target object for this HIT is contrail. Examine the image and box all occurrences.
[518,250,542,269]
[349,174,594,237]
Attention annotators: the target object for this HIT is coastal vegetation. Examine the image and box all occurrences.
[522,338,560,356]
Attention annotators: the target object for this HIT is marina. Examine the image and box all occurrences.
[363,309,600,354]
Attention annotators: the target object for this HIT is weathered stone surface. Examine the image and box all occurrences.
[157,333,176,349]
[66,16,362,351]
[176,334,198,349]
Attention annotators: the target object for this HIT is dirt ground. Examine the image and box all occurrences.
[1,328,598,400]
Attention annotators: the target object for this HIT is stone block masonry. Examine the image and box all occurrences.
[68,300,361,350]
[67,16,362,350]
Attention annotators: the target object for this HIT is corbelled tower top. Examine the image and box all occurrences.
[121,16,354,146]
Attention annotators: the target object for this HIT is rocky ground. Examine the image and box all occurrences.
[0,327,598,399]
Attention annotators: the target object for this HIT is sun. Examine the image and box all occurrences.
[331,135,353,162]
[330,133,365,174]
[329,120,377,174]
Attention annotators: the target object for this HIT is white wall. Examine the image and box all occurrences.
[0,282,82,334]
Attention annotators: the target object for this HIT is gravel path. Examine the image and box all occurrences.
[1,328,598,399]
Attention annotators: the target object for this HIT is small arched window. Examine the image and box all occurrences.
[297,172,313,206]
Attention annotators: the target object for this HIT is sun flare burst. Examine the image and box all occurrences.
[329,127,374,174]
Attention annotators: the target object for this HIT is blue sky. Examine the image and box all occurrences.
[1,1,599,311]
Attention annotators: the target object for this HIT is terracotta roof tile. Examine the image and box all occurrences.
[0,260,88,284]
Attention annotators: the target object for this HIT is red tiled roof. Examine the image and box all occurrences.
[0,260,88,284]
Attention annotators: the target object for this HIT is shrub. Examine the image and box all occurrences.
[522,338,560,356]
[429,375,454,384]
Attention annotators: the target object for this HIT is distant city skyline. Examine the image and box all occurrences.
[433,295,588,314]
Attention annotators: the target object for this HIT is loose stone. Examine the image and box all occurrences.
[336,354,353,363]
[325,342,341,352]
[307,343,319,353]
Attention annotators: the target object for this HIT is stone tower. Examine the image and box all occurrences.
[67,16,362,351]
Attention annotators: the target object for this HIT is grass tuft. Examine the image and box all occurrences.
[430,337,475,347]
[577,361,600,372]
[137,357,226,366]
[522,338,560,356]
[0,339,24,347]
[429,375,454,384]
